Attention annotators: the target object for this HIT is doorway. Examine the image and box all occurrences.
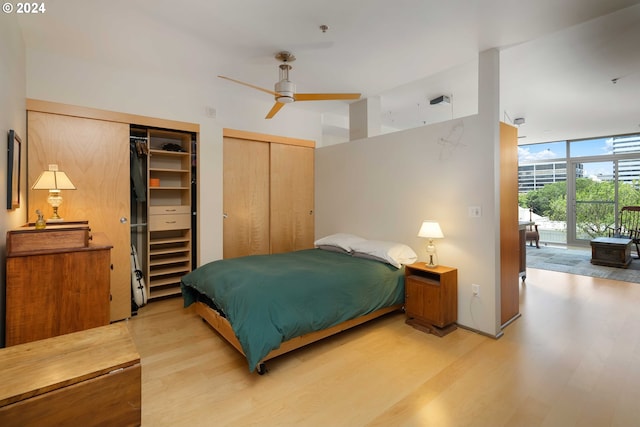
[567,155,640,246]
[567,159,617,245]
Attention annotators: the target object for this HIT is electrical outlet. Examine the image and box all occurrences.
[472,283,480,297]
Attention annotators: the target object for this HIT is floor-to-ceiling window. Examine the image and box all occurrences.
[518,133,640,247]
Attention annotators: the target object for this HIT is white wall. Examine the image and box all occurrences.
[315,50,504,336]
[315,115,501,335]
[23,14,323,266]
[0,13,27,346]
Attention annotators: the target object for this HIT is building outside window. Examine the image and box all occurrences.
[518,134,640,246]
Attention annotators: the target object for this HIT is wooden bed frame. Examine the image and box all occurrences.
[194,301,403,373]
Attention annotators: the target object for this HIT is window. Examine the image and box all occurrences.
[518,133,640,246]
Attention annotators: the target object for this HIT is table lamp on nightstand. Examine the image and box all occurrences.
[418,220,444,267]
[32,164,76,222]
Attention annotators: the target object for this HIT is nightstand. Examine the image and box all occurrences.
[404,263,458,337]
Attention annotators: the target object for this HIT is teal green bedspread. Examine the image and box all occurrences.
[181,249,404,372]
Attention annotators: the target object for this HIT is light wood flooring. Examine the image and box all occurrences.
[125,268,640,426]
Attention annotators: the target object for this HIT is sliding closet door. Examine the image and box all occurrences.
[223,136,270,258]
[27,112,131,321]
[270,143,314,254]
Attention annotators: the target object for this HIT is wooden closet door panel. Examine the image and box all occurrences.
[27,112,131,321]
[223,137,270,258]
[270,143,314,254]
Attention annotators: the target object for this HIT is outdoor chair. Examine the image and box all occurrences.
[526,224,540,248]
[606,206,640,258]
[525,208,540,248]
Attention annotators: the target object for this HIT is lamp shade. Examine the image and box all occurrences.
[417,220,444,239]
[32,164,76,190]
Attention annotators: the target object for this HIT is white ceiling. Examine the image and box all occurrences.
[16,0,640,144]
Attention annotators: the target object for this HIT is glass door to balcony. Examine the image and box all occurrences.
[568,160,617,245]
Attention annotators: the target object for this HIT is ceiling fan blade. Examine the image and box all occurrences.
[265,102,286,119]
[218,75,278,97]
[294,93,361,101]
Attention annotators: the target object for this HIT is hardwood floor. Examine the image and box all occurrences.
[125,268,640,426]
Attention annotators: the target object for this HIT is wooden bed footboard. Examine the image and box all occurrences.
[194,301,403,372]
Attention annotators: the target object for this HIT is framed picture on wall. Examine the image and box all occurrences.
[7,129,22,209]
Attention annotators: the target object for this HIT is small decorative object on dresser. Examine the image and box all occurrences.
[404,262,458,337]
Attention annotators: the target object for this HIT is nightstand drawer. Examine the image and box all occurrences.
[149,213,190,231]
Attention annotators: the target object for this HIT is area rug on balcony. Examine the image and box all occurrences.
[525,245,640,284]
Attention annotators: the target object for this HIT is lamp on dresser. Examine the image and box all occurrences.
[32,164,76,222]
[418,220,444,267]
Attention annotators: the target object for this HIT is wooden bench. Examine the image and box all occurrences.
[0,323,141,427]
[590,237,632,268]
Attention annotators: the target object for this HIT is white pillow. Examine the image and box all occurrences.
[350,240,418,269]
[314,233,366,253]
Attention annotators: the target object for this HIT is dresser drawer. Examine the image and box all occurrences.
[149,205,190,215]
[149,213,191,231]
[7,224,90,254]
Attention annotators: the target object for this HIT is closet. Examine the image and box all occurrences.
[26,100,198,320]
[222,128,315,258]
[131,127,195,300]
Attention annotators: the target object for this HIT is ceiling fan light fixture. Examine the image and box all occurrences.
[275,79,296,103]
[277,95,295,103]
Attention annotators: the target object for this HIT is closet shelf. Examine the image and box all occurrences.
[149,186,190,190]
[150,236,190,245]
[149,265,190,277]
[149,167,189,173]
[149,149,189,157]
[149,255,190,266]
[150,247,190,256]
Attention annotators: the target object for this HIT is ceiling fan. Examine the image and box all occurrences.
[218,51,361,119]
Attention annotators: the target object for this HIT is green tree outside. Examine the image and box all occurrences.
[519,179,640,239]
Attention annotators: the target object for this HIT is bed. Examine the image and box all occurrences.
[180,235,417,373]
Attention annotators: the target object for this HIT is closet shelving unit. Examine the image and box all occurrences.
[134,128,194,300]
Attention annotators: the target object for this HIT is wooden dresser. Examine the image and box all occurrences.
[0,323,141,427]
[5,223,112,346]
